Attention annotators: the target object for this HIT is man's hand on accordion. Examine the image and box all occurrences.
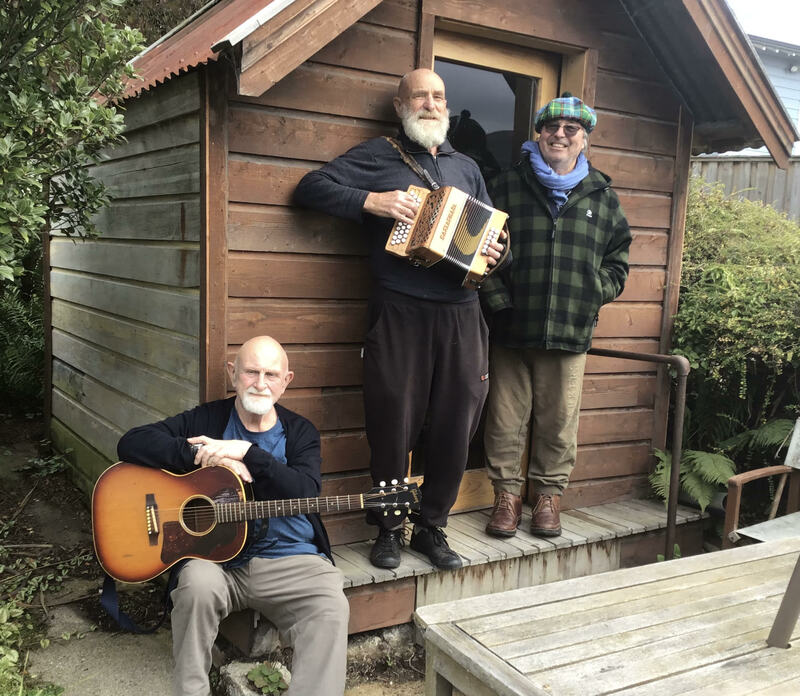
[364,190,420,224]
[484,229,508,266]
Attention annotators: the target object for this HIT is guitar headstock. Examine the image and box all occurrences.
[364,481,421,513]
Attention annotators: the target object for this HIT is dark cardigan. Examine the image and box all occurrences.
[117,397,333,561]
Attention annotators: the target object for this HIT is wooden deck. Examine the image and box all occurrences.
[339,499,705,635]
[415,536,800,696]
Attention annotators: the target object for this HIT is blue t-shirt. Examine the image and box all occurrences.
[222,409,321,567]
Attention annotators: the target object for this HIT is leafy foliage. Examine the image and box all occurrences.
[673,179,800,444]
[0,283,44,412]
[650,449,736,513]
[0,0,144,281]
[247,663,290,694]
[655,179,800,513]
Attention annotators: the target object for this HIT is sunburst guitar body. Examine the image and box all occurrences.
[92,462,420,583]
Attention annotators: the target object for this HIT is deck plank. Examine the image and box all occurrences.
[559,511,617,541]
[588,501,666,531]
[566,507,632,536]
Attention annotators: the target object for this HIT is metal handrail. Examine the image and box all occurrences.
[587,347,691,561]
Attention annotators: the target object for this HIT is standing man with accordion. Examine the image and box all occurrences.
[295,68,505,571]
[481,94,631,539]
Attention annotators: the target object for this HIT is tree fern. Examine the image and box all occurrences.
[682,450,736,485]
[720,419,795,458]
[649,448,736,513]
[680,469,716,513]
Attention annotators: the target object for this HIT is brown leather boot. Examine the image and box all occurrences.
[485,491,522,537]
[530,493,561,537]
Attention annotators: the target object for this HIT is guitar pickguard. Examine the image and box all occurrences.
[160,520,239,565]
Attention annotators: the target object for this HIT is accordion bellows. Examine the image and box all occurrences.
[385,185,509,288]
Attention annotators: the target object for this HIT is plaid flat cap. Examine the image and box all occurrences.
[534,93,597,133]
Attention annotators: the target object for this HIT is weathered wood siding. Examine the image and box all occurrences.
[49,72,202,492]
[194,0,689,545]
[412,0,688,515]
[222,1,413,544]
[220,0,689,543]
[691,156,800,221]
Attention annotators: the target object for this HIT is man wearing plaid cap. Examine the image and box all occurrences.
[481,93,631,537]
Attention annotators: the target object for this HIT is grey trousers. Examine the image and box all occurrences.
[483,344,587,496]
[170,555,349,696]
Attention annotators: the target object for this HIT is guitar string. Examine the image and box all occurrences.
[151,492,416,522]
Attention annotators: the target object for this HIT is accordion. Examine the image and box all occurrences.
[385,185,509,288]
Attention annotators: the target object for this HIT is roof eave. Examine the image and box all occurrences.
[680,0,797,167]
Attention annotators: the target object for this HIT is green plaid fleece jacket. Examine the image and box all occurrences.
[481,161,631,353]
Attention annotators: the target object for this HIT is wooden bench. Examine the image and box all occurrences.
[414,537,800,696]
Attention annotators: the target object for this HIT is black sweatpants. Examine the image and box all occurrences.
[362,288,489,529]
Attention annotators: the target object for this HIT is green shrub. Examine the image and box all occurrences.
[659,179,800,509]
[0,283,43,412]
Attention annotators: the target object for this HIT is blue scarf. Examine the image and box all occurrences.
[521,140,588,210]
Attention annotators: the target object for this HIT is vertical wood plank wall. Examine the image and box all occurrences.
[49,72,203,493]
[691,156,800,221]
[224,0,414,543]
[223,0,688,544]
[418,0,684,510]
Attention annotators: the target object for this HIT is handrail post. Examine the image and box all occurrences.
[587,349,691,561]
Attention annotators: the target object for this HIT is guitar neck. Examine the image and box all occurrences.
[216,494,365,522]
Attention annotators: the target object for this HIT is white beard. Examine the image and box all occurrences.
[399,103,450,150]
[240,388,274,415]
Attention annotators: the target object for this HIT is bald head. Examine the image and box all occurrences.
[396,69,445,101]
[235,335,289,374]
[228,336,293,422]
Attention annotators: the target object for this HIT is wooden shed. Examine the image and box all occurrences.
[47,0,795,566]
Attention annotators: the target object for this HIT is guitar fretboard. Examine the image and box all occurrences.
[216,494,366,522]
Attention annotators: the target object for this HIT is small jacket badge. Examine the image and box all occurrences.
[586,209,593,218]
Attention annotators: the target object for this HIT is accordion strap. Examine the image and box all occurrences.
[384,137,440,190]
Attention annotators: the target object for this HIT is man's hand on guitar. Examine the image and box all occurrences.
[363,190,419,223]
[188,436,254,482]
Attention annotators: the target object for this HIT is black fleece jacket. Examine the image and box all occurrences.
[117,398,332,561]
[294,130,492,302]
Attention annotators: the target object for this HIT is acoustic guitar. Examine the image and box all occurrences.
[92,462,420,583]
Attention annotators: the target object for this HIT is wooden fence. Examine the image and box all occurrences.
[691,155,800,221]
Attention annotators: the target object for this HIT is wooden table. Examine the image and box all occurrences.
[414,537,800,696]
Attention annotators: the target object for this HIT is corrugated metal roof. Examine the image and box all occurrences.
[123,0,276,98]
[123,0,797,166]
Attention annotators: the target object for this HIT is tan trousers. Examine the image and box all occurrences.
[170,555,349,696]
[484,344,587,496]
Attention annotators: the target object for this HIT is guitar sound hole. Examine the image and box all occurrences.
[182,497,215,535]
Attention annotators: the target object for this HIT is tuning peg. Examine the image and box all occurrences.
[403,477,409,483]
[394,510,402,515]
[379,481,386,487]
[391,479,398,485]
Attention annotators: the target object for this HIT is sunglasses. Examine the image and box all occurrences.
[542,122,583,137]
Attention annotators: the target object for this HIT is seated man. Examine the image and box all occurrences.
[117,336,349,696]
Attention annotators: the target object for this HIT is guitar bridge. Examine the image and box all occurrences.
[145,493,159,546]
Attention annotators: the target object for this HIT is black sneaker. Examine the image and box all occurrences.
[369,527,404,569]
[410,525,462,570]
